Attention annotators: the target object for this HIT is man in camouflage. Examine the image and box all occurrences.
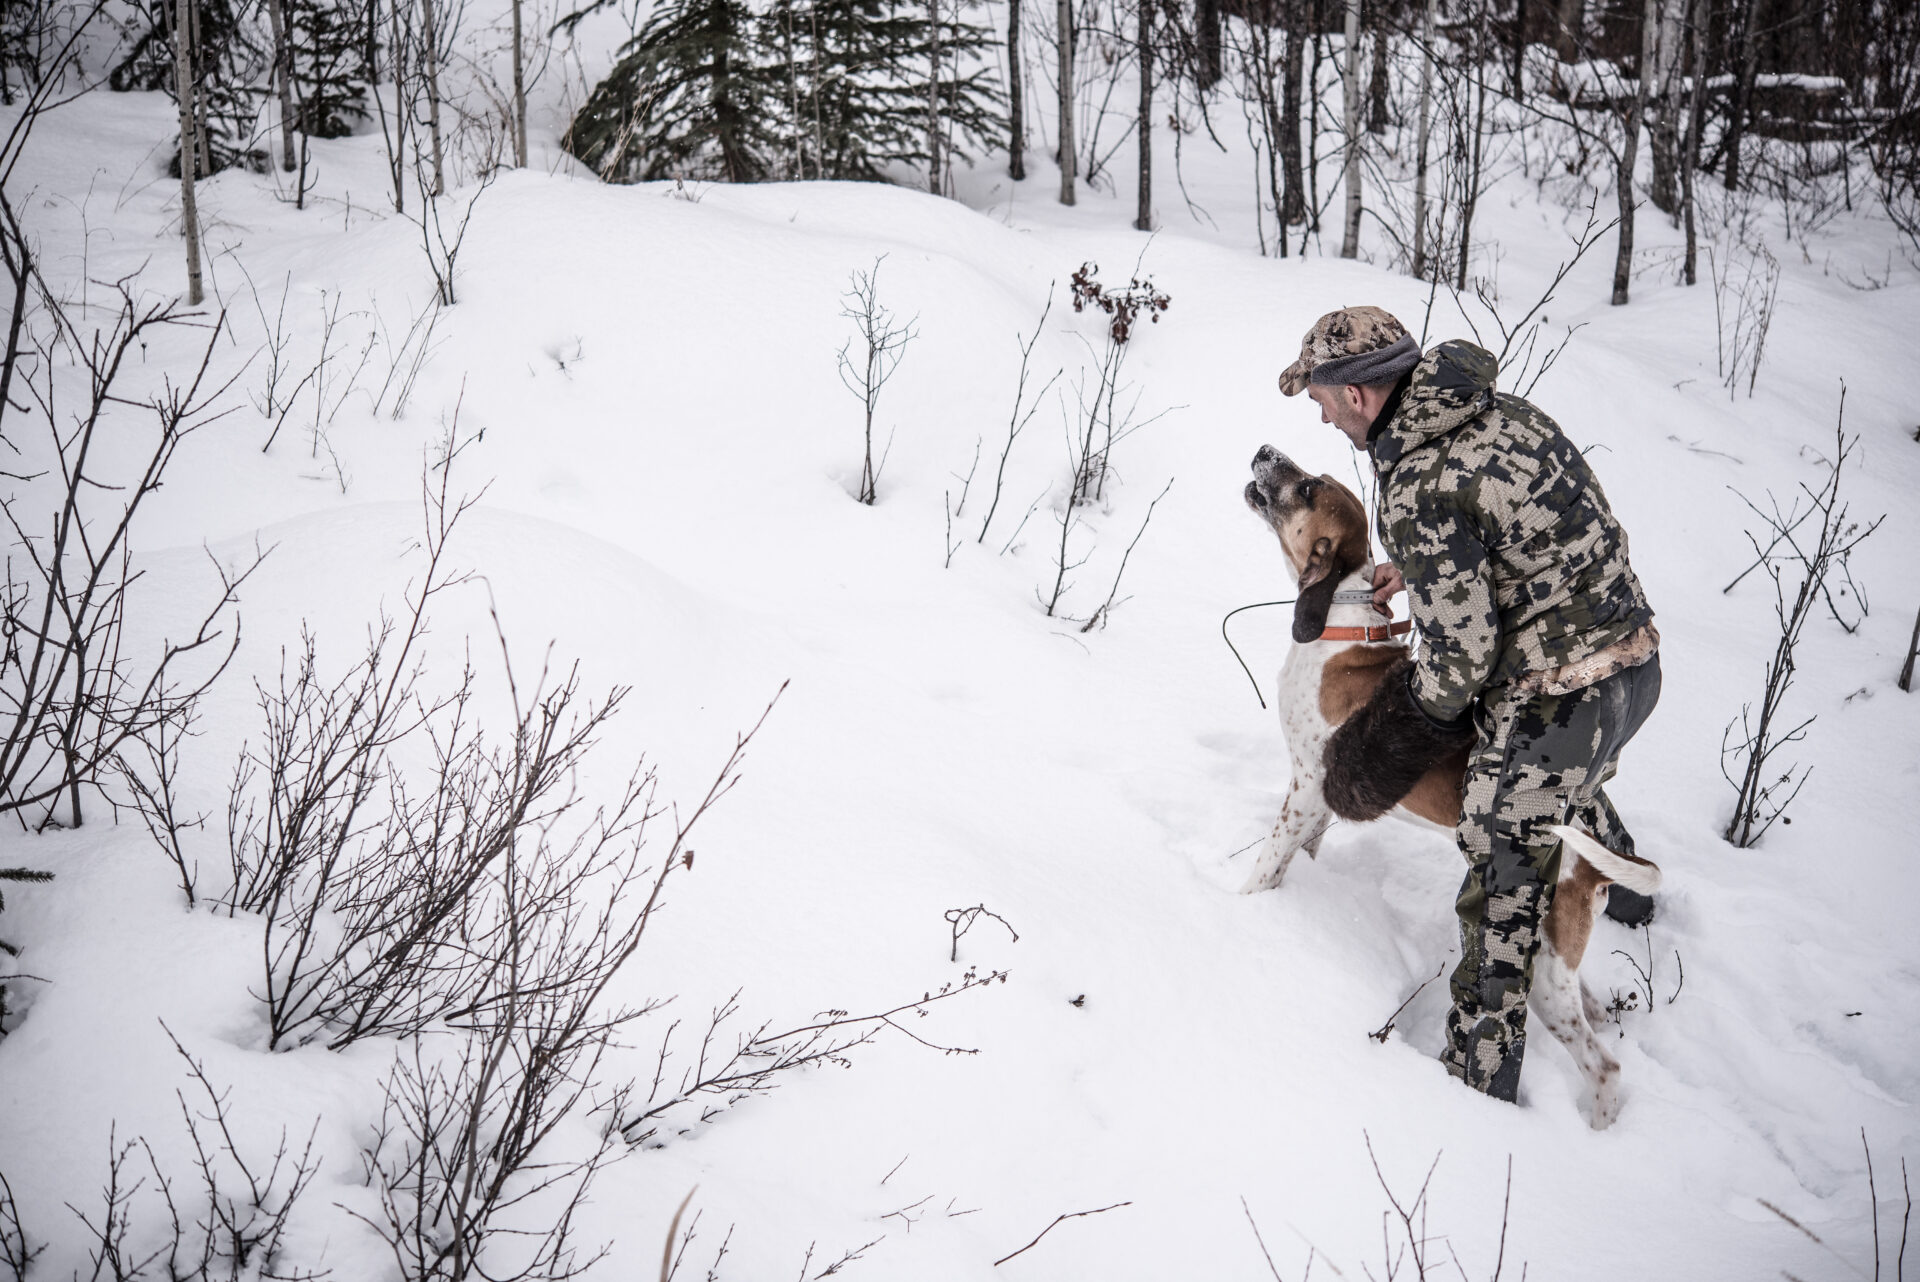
[1279,305,1662,1103]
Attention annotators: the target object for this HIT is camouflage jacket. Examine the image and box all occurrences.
[1370,341,1655,723]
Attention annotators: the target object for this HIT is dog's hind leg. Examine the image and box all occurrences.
[1531,942,1623,1128]
[1241,779,1332,893]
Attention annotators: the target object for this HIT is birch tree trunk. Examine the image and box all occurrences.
[173,0,203,304]
[421,0,446,193]
[1646,0,1683,214]
[1611,0,1655,305]
[266,0,297,170]
[1057,0,1075,204]
[1135,0,1151,230]
[1008,0,1025,178]
[511,0,526,166]
[188,0,212,176]
[1411,0,1435,278]
[1339,0,1362,258]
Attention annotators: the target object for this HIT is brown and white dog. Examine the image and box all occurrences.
[1241,444,1660,1128]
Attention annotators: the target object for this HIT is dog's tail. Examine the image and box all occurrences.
[1548,824,1663,895]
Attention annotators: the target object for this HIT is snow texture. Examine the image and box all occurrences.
[0,14,1917,1281]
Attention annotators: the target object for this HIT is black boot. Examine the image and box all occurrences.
[1604,884,1656,928]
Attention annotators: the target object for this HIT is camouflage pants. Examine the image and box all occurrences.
[1442,655,1662,1100]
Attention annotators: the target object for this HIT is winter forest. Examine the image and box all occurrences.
[0,0,1917,1271]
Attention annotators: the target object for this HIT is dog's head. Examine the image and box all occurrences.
[1244,445,1371,643]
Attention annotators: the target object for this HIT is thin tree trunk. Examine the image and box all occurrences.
[1511,0,1527,101]
[1368,21,1388,134]
[1455,7,1489,290]
[1899,600,1920,692]
[1724,0,1761,191]
[1057,0,1075,204]
[1306,13,1324,243]
[1135,0,1151,229]
[1412,0,1435,277]
[1198,0,1221,89]
[385,0,408,210]
[928,0,944,193]
[173,0,203,304]
[1647,0,1683,214]
[421,0,446,194]
[511,0,526,166]
[1680,0,1705,283]
[1280,0,1305,225]
[1612,0,1655,305]
[1009,0,1025,178]
[1340,0,1362,257]
[188,0,212,175]
[267,0,297,171]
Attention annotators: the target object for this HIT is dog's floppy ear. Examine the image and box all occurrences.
[1291,536,1342,643]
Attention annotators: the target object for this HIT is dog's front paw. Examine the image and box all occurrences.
[1239,840,1292,893]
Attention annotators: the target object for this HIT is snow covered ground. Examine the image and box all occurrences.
[2,24,1918,1280]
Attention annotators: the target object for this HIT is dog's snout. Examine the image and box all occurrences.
[1245,480,1269,509]
[1252,444,1279,468]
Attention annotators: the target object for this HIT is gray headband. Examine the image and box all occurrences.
[1311,334,1422,388]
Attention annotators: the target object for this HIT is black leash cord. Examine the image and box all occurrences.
[1220,599,1295,711]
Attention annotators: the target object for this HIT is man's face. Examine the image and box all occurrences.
[1306,383,1374,450]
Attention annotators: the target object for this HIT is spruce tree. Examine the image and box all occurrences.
[565,0,782,182]
[287,0,368,138]
[567,0,1001,187]
[110,0,273,173]
[790,0,1000,182]
[0,866,51,1032]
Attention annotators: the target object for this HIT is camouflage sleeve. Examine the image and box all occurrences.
[1394,484,1501,724]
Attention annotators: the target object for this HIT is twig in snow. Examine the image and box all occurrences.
[945,905,1019,962]
[1080,479,1175,633]
[812,1235,882,1277]
[998,484,1051,557]
[992,1202,1132,1267]
[979,290,1061,545]
[1368,964,1445,1043]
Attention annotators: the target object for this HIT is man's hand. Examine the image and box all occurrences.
[1372,563,1405,616]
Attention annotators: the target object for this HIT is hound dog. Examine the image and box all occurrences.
[1240,444,1660,1128]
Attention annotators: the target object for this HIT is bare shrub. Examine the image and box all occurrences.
[1241,1136,1521,1281]
[343,688,785,1281]
[0,1169,36,1280]
[351,1023,625,1282]
[156,1026,327,1281]
[975,290,1060,548]
[1065,261,1171,506]
[836,258,918,506]
[1708,239,1780,400]
[222,446,759,1056]
[0,195,265,832]
[1433,197,1614,398]
[61,1039,327,1282]
[1721,391,1882,847]
[617,967,1007,1146]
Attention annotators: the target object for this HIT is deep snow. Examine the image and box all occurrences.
[1,23,1918,1280]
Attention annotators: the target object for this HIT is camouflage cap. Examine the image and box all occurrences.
[1278,306,1416,396]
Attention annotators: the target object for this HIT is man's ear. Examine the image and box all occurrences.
[1292,536,1342,643]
